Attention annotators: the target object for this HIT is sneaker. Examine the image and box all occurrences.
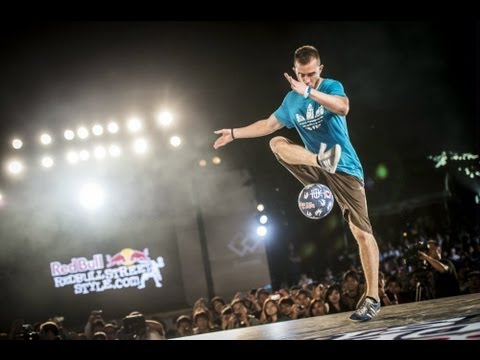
[349,297,380,322]
[317,143,341,174]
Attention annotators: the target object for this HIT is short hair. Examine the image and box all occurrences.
[176,315,191,325]
[294,45,321,65]
[278,296,295,306]
[343,269,359,283]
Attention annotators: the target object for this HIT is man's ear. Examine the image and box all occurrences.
[319,64,324,74]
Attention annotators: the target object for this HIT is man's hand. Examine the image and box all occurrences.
[213,129,234,149]
[284,72,308,96]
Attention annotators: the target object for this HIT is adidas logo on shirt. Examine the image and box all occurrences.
[295,103,325,130]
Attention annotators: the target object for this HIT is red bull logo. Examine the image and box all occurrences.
[106,248,150,268]
[50,247,165,294]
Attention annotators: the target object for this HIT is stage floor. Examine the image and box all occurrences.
[184,294,480,340]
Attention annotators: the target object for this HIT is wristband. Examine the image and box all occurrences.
[303,86,312,98]
[231,128,235,139]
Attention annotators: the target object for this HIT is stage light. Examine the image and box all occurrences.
[12,139,23,149]
[78,183,105,210]
[66,151,79,164]
[133,138,147,154]
[41,156,54,168]
[77,127,89,139]
[260,215,268,224]
[40,133,52,145]
[7,160,23,175]
[257,204,265,212]
[212,156,221,165]
[256,225,267,237]
[156,111,173,127]
[375,163,388,180]
[92,124,104,136]
[108,144,121,157]
[169,136,181,147]
[199,159,207,167]
[107,121,119,134]
[93,146,106,160]
[79,150,90,161]
[64,130,75,140]
[127,117,142,133]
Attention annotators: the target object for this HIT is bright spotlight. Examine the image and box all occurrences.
[107,121,119,134]
[78,183,105,210]
[66,151,79,164]
[7,160,23,175]
[256,225,267,237]
[77,127,89,139]
[92,124,104,136]
[93,146,106,159]
[127,117,142,133]
[108,144,121,157]
[257,204,265,212]
[41,156,54,168]
[212,156,221,165]
[40,133,52,145]
[260,215,268,224]
[170,136,181,147]
[64,130,75,140]
[157,111,173,127]
[12,139,23,149]
[79,150,90,161]
[133,139,148,154]
[199,159,207,167]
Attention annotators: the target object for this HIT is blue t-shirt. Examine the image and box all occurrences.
[273,78,364,181]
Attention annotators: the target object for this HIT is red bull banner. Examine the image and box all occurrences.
[50,248,165,294]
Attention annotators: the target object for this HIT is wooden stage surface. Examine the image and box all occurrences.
[184,294,480,340]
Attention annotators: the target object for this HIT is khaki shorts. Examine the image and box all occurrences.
[274,138,373,234]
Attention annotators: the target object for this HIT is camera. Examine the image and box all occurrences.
[233,313,247,328]
[123,313,146,340]
[402,241,428,269]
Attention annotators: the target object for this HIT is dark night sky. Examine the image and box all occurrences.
[0,21,478,328]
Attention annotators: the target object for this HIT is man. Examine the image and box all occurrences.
[213,45,380,322]
[419,239,460,298]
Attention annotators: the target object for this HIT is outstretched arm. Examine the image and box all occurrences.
[213,114,284,149]
[284,73,349,116]
[418,252,449,273]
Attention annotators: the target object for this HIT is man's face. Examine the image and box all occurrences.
[294,58,323,87]
[428,243,441,259]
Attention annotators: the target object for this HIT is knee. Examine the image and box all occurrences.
[350,224,371,244]
[354,231,370,244]
[269,136,288,154]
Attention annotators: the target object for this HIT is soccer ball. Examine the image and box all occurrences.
[298,183,334,220]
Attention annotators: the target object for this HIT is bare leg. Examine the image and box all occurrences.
[269,137,317,166]
[349,222,379,302]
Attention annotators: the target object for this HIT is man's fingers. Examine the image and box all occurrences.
[284,73,293,84]
[214,130,223,134]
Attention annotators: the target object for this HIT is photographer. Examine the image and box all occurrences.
[418,239,460,299]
